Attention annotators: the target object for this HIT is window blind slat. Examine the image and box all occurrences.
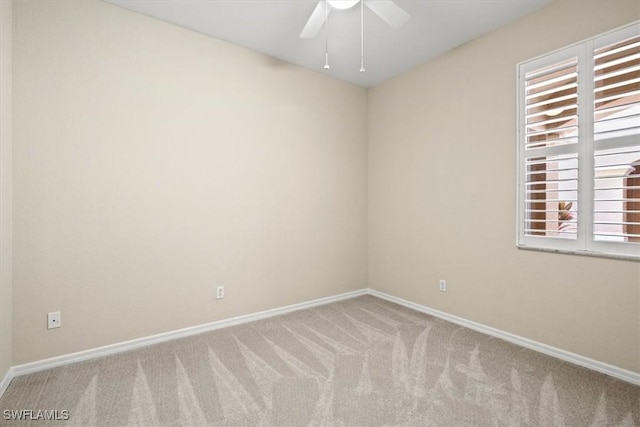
[595,40,640,60]
[594,63,640,82]
[526,94,577,110]
[594,51,640,71]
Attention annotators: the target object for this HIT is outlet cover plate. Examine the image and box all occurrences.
[47,312,61,329]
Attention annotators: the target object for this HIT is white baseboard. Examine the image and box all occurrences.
[1,286,638,401]
[368,289,640,386]
[0,366,14,398]
[9,289,367,380]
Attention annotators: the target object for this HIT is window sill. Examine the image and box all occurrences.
[516,244,640,262]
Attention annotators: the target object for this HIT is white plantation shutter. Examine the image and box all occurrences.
[593,30,640,248]
[518,22,640,259]
[524,57,579,150]
[522,56,579,244]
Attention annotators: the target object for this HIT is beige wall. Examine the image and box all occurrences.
[0,0,12,379]
[8,0,640,376]
[368,0,640,373]
[12,0,368,364]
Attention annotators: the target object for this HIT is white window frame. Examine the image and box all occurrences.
[517,21,640,261]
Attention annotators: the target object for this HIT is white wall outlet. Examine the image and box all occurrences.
[47,311,61,329]
[439,280,447,292]
[216,286,224,300]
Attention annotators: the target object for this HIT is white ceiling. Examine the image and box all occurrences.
[105,0,551,88]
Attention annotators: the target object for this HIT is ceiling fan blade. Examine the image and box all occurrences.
[364,0,410,28]
[300,1,331,39]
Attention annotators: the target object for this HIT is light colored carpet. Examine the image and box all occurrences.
[1,295,638,426]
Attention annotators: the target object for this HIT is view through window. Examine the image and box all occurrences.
[518,22,639,258]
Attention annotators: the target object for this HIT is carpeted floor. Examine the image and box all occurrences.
[1,295,639,426]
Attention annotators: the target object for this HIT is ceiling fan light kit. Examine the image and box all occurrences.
[327,0,359,10]
[300,0,410,73]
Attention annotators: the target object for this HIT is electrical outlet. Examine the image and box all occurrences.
[439,280,447,292]
[216,286,224,300]
[47,312,61,329]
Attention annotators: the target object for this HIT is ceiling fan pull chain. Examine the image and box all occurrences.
[360,0,365,73]
[324,0,330,70]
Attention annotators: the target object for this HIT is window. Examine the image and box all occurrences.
[517,22,640,260]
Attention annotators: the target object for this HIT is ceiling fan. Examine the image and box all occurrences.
[300,0,410,39]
